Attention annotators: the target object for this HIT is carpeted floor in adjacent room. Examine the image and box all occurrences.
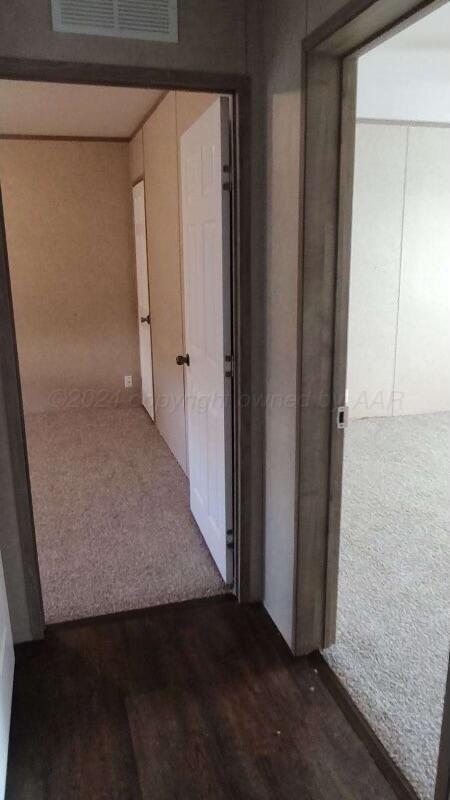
[25,406,225,625]
[324,411,450,800]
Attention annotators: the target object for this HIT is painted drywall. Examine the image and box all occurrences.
[395,125,450,415]
[0,139,139,414]
[175,91,217,138]
[0,0,247,75]
[347,123,408,419]
[347,123,450,419]
[142,93,187,473]
[358,49,450,124]
[135,91,218,475]
[357,3,450,124]
[129,128,144,184]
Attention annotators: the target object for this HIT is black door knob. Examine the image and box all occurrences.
[176,354,190,366]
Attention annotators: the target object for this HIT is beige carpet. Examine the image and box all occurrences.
[25,407,225,624]
[324,412,450,800]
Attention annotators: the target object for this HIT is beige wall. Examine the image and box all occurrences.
[136,90,218,474]
[129,129,144,185]
[175,91,217,138]
[0,139,139,414]
[142,92,187,471]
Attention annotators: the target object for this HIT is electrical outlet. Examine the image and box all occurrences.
[124,375,133,388]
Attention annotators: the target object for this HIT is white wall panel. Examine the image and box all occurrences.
[357,4,450,124]
[347,123,450,419]
[347,124,407,419]
[358,49,450,125]
[394,127,450,415]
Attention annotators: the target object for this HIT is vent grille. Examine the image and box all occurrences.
[57,0,115,28]
[51,0,178,42]
[118,1,170,34]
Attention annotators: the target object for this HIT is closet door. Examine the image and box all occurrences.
[179,98,233,584]
[394,127,450,416]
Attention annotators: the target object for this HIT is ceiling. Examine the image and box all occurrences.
[0,81,165,139]
[378,1,450,50]
[358,2,450,123]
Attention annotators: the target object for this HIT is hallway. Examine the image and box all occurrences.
[25,406,224,624]
[6,597,398,800]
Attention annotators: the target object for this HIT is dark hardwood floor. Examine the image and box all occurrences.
[6,596,397,800]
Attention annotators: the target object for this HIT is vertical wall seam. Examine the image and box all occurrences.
[392,126,410,417]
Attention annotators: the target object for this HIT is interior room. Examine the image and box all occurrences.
[1,2,450,800]
[0,80,230,624]
[323,6,450,800]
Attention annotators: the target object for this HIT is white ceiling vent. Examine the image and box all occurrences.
[51,0,178,43]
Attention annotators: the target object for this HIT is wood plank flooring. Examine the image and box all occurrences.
[6,597,398,800]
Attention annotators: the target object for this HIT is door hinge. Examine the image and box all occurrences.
[225,354,233,378]
[336,405,348,430]
[226,529,234,549]
[222,164,232,192]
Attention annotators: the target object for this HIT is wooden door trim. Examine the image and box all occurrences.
[0,59,257,638]
[294,0,444,655]
[322,55,358,647]
[0,192,45,639]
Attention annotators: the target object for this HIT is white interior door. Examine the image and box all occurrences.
[180,97,233,584]
[132,181,154,420]
[0,552,14,799]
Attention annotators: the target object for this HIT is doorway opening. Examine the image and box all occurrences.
[296,2,450,800]
[0,80,237,625]
[322,6,450,798]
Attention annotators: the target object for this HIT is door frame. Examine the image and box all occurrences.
[0,57,258,638]
[296,4,450,793]
[132,178,155,422]
[294,0,448,655]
